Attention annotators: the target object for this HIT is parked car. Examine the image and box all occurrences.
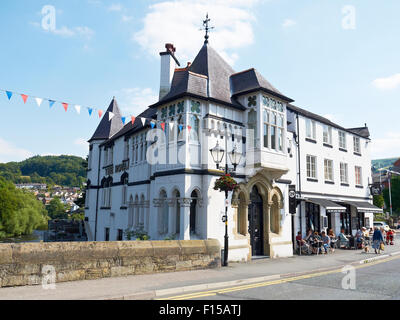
[373,221,390,232]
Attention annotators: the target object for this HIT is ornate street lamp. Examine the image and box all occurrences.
[210,138,242,267]
[209,141,225,170]
[228,145,242,172]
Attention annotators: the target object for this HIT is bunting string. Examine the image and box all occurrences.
[0,88,192,131]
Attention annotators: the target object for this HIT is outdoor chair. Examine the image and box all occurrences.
[297,240,312,255]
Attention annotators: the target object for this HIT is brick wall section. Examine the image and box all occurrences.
[0,240,221,288]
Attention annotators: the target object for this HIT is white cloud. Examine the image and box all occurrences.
[370,132,400,159]
[372,73,400,90]
[108,3,123,12]
[122,15,133,23]
[115,87,159,116]
[0,138,33,163]
[282,19,296,28]
[134,0,259,66]
[74,138,89,149]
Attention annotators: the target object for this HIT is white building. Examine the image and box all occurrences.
[84,38,382,262]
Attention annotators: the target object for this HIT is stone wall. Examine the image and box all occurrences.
[0,239,221,288]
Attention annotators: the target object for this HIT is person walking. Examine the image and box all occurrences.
[372,227,384,254]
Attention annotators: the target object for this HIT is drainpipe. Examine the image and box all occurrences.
[296,113,303,236]
[94,145,102,241]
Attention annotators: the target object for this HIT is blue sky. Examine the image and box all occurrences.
[0,0,399,162]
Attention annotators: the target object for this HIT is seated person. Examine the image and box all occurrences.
[321,231,331,254]
[338,228,350,248]
[311,231,322,254]
[296,231,311,254]
[304,229,314,243]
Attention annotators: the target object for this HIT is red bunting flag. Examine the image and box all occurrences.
[131,116,136,124]
[98,110,103,118]
[187,125,192,132]
[62,103,68,112]
[161,123,165,131]
[21,94,28,104]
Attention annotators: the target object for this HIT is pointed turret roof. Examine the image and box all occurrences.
[89,98,124,142]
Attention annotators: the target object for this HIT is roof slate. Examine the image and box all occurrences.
[89,98,124,142]
[230,68,293,102]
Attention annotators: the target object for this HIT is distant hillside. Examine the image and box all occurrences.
[0,155,87,187]
[372,157,399,172]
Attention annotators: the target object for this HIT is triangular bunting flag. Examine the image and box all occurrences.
[62,103,68,112]
[131,116,136,124]
[121,117,126,125]
[6,91,13,100]
[150,121,156,129]
[178,124,183,132]
[187,125,192,132]
[140,118,146,126]
[75,105,81,114]
[21,94,28,104]
[170,122,175,131]
[98,110,103,118]
[161,123,165,131]
[35,98,43,107]
[109,112,115,121]
[88,108,93,116]
[49,100,55,108]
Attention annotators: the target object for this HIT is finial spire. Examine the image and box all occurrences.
[202,13,214,44]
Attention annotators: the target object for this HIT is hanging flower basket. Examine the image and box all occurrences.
[214,174,238,193]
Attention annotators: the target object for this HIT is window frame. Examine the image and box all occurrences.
[306,155,317,179]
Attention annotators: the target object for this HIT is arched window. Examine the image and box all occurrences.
[190,190,199,234]
[248,109,257,148]
[140,195,145,226]
[270,194,280,234]
[128,196,134,228]
[173,190,181,235]
[121,174,129,206]
[158,190,168,235]
[190,115,200,142]
[134,195,139,228]
[237,193,247,236]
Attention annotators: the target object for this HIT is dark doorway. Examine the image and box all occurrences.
[340,204,351,234]
[248,186,264,256]
[305,202,320,232]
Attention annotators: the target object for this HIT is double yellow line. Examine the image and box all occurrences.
[158,255,400,300]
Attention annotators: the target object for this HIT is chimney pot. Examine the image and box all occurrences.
[165,43,176,54]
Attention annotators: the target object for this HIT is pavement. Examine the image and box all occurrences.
[1,235,399,300]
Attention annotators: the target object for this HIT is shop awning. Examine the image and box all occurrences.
[305,198,346,213]
[341,200,383,213]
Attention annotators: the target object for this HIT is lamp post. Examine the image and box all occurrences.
[378,169,400,218]
[210,127,242,267]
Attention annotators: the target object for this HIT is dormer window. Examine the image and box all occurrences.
[263,96,285,152]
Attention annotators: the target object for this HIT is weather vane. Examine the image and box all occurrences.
[201,13,214,44]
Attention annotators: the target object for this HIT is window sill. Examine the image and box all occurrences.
[100,207,111,210]
[307,178,318,183]
[339,148,347,153]
[323,143,333,148]
[85,207,89,210]
[120,206,128,210]
[341,183,350,187]
[355,185,364,189]
[353,152,362,157]
[306,138,317,144]
[324,181,335,185]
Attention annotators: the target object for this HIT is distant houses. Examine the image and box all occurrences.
[14,183,83,208]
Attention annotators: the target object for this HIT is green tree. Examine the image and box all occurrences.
[0,177,48,239]
[383,176,400,216]
[373,194,385,210]
[46,198,68,220]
